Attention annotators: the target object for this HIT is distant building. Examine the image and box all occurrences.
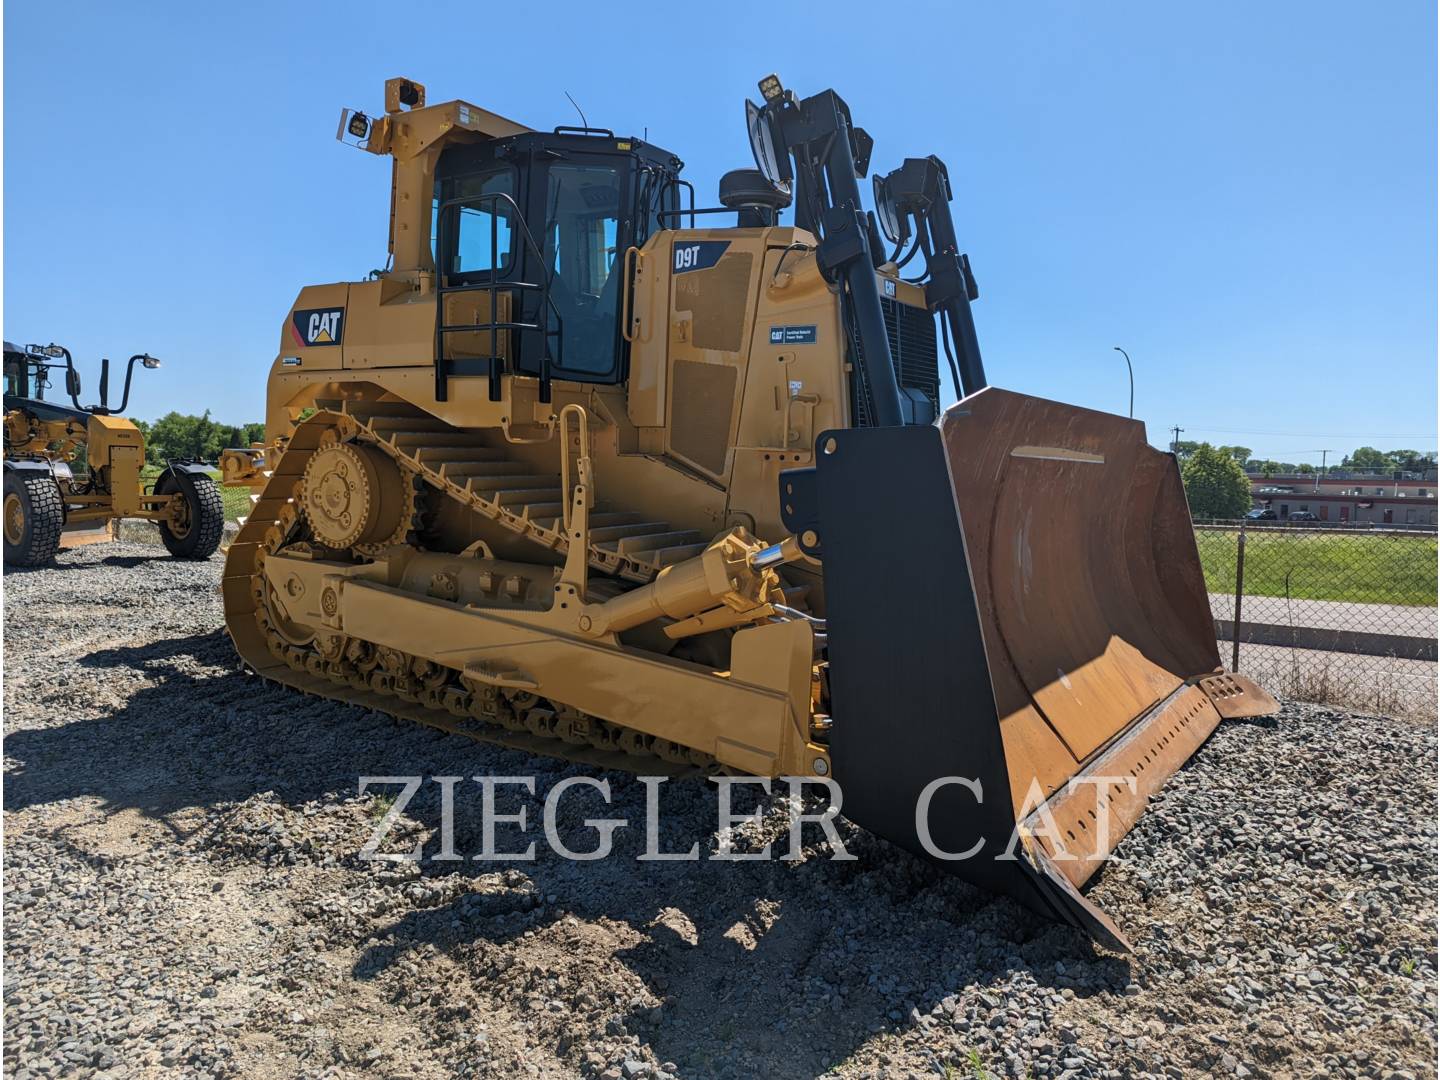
[1248,470,1438,525]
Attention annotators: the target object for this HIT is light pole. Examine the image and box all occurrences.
[1113,346,1134,418]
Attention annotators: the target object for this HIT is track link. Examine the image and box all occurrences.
[221,408,716,774]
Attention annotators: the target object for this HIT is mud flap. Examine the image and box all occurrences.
[801,390,1277,950]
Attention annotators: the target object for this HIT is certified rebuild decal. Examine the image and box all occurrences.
[769,325,818,345]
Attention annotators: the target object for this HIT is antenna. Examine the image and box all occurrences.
[564,90,588,131]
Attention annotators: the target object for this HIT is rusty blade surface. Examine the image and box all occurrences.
[940,387,1233,820]
[790,396,1281,945]
[1020,671,1278,889]
[1020,683,1221,887]
[1197,672,1281,719]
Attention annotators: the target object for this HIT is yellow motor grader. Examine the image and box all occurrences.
[222,75,1276,946]
[3,342,224,565]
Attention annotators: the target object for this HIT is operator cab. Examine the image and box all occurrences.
[3,343,48,402]
[432,129,682,394]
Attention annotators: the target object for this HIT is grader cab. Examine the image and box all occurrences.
[222,75,1276,947]
[2,341,224,565]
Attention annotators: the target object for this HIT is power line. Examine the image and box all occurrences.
[1181,425,1437,440]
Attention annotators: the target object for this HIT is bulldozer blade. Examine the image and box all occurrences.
[808,389,1277,948]
[58,519,115,549]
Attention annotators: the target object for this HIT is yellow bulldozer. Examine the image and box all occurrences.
[3,342,225,565]
[222,75,1276,947]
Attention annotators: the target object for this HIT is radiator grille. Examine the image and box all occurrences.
[850,296,941,427]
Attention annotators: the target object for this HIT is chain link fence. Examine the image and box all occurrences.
[1193,521,1438,720]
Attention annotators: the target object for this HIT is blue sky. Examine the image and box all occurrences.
[4,1,1434,463]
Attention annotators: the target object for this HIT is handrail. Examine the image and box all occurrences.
[553,124,616,138]
[620,246,642,344]
[559,403,591,533]
[434,189,565,403]
[656,205,736,225]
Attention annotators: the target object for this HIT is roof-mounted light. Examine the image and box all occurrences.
[758,73,784,102]
[335,107,373,149]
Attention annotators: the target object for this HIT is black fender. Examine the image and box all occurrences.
[164,460,215,477]
[3,458,53,474]
[155,463,208,499]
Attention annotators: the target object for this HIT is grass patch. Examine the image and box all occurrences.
[138,463,248,522]
[1196,529,1437,607]
[216,477,251,523]
[369,793,397,823]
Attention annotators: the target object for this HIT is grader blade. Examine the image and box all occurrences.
[805,389,1277,948]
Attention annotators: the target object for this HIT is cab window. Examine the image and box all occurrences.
[543,163,623,375]
[438,169,516,283]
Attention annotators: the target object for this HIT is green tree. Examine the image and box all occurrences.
[1342,446,1389,470]
[1218,445,1252,465]
[1181,442,1253,520]
[1259,460,1278,478]
[1389,449,1437,474]
[145,410,213,463]
[141,411,263,464]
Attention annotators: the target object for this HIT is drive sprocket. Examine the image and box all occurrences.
[300,436,412,551]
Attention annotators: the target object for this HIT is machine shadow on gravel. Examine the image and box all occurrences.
[4,630,381,825]
[344,854,1130,1078]
[7,629,1132,1078]
[98,553,178,569]
[342,792,1131,1077]
[2,550,176,575]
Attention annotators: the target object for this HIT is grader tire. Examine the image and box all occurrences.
[3,471,64,567]
[157,471,225,560]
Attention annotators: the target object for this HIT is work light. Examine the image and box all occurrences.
[872,173,904,244]
[746,99,791,191]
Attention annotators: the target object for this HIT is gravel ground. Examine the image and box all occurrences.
[4,541,1437,1080]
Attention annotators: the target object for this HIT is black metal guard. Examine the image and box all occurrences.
[755,86,906,427]
[655,205,742,225]
[660,178,697,228]
[51,346,153,416]
[871,155,987,398]
[434,191,564,404]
